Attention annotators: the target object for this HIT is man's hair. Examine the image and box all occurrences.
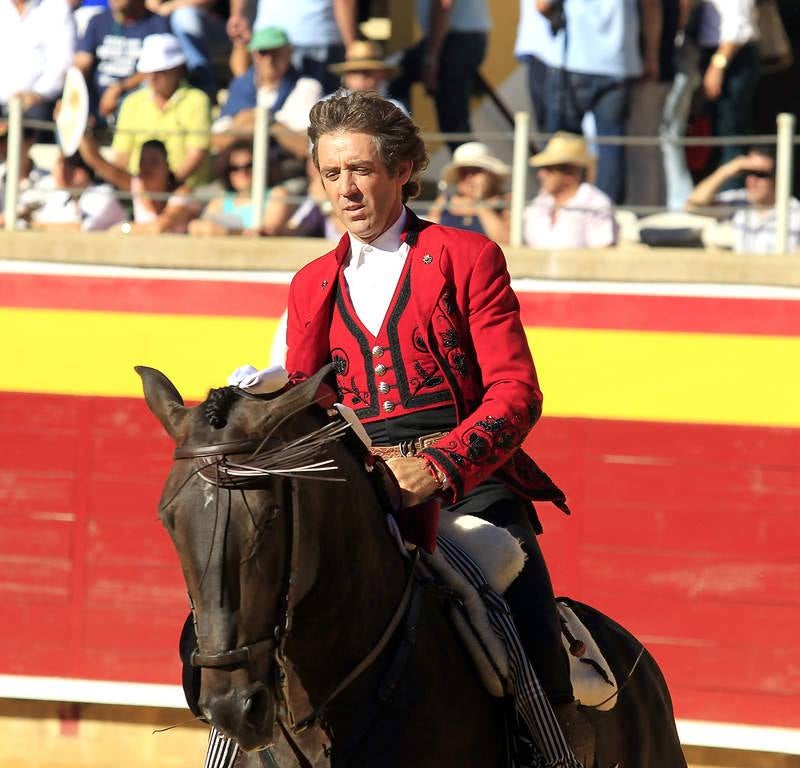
[308,90,429,202]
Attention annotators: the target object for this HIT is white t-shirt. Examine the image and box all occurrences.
[697,0,757,48]
[524,182,617,249]
[716,188,800,254]
[32,183,127,231]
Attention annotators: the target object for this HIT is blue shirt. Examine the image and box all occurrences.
[253,0,342,48]
[78,10,169,110]
[514,0,559,67]
[417,0,491,34]
[550,0,642,78]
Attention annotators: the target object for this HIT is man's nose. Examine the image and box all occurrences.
[338,172,359,197]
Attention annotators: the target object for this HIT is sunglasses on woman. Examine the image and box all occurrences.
[229,162,253,173]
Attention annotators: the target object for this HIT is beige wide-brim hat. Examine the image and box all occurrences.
[329,40,400,77]
[530,132,594,169]
[441,142,511,186]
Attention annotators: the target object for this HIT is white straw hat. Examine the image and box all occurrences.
[440,142,511,186]
[136,34,187,74]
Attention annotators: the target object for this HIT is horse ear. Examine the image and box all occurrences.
[271,363,338,417]
[135,365,189,441]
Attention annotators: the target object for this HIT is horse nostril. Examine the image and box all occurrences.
[243,684,270,729]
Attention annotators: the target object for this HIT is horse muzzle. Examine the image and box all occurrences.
[201,679,277,751]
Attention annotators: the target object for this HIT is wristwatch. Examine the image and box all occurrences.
[711,52,729,70]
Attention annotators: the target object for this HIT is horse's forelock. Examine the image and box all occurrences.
[203,386,239,429]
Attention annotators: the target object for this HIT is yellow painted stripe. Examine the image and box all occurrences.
[2,308,279,402]
[527,327,800,427]
[2,308,799,427]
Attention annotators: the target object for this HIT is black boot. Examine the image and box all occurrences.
[554,700,596,767]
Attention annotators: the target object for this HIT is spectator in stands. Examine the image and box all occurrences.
[686,147,800,253]
[663,0,759,204]
[536,0,661,203]
[112,33,211,189]
[212,27,322,183]
[0,0,75,137]
[188,139,295,236]
[523,132,617,249]
[0,124,50,227]
[75,0,170,122]
[514,0,559,130]
[328,40,403,107]
[72,0,108,38]
[389,0,491,152]
[79,129,200,232]
[226,0,357,91]
[139,0,228,97]
[427,141,510,243]
[279,155,342,239]
[28,150,128,230]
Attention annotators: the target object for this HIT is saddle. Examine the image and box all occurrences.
[396,508,619,711]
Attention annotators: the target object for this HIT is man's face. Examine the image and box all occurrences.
[343,70,385,93]
[149,66,183,100]
[109,0,145,17]
[537,163,580,196]
[317,130,411,242]
[744,153,776,206]
[253,46,291,86]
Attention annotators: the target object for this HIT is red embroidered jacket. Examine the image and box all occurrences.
[286,210,569,529]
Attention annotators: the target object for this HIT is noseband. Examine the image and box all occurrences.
[170,406,421,745]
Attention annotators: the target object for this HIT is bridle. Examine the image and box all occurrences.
[168,402,420,754]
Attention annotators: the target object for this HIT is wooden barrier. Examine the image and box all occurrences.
[1,230,798,287]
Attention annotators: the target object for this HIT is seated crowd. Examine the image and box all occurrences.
[0,0,795,254]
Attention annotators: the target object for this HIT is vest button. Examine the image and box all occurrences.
[383,401,395,413]
[377,382,390,394]
[374,363,387,376]
[371,345,384,357]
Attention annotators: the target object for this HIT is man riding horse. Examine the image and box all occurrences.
[284,90,594,762]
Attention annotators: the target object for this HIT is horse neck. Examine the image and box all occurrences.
[286,458,408,700]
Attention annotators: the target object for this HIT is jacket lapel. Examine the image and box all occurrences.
[406,211,446,334]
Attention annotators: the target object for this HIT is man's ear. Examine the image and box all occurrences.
[397,159,414,187]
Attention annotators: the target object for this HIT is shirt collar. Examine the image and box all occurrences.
[349,207,408,259]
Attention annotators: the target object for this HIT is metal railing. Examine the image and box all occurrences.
[2,91,797,255]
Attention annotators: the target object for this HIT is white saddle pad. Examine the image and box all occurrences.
[423,513,619,710]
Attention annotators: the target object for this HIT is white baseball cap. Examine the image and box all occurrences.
[136,34,187,74]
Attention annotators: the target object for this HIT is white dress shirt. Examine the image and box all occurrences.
[343,208,409,337]
[523,182,617,249]
[32,183,128,231]
[0,0,75,103]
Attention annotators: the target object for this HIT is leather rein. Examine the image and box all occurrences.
[171,412,420,748]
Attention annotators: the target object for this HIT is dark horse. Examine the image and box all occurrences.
[137,364,687,768]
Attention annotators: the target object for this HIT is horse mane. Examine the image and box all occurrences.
[204,386,239,429]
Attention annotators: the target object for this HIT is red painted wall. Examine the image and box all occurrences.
[2,390,798,727]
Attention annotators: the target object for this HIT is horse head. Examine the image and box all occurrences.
[136,364,345,750]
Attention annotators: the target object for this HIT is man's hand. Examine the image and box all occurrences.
[642,53,660,82]
[16,91,44,112]
[703,62,724,100]
[421,56,439,93]
[226,12,251,44]
[99,83,123,117]
[733,152,773,176]
[385,457,440,508]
